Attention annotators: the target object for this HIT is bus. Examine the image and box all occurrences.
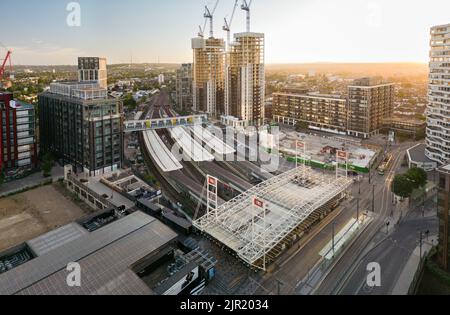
[378,154,393,176]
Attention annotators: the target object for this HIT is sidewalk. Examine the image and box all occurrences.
[0,166,64,198]
[391,237,437,295]
[297,214,374,295]
[384,199,411,235]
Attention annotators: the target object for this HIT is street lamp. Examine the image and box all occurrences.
[358,176,361,195]
[418,230,431,259]
[332,222,336,257]
[357,198,360,222]
[372,184,376,213]
[419,231,424,259]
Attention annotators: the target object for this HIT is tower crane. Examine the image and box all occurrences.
[223,0,239,48]
[198,23,206,37]
[0,43,13,84]
[204,6,214,38]
[203,0,220,38]
[241,0,253,33]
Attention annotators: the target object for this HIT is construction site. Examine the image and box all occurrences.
[276,132,379,174]
[193,161,353,271]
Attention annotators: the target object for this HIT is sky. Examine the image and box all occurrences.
[1,0,450,65]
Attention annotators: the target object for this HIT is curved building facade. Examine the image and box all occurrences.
[426,23,450,164]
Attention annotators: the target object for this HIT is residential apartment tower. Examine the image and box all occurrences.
[0,93,38,174]
[347,78,395,139]
[426,23,450,164]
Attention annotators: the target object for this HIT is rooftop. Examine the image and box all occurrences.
[274,91,345,100]
[9,100,34,110]
[408,144,435,164]
[349,77,394,88]
[194,166,352,270]
[46,81,108,101]
[0,211,178,295]
[234,32,265,38]
[432,23,450,30]
[440,164,450,173]
[383,117,427,126]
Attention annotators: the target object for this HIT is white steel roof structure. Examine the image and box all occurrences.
[193,166,353,270]
[189,126,236,155]
[143,130,183,172]
[171,127,214,162]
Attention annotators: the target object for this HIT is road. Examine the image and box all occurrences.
[139,96,427,295]
[252,141,417,295]
[315,141,420,295]
[0,165,65,198]
[340,206,437,295]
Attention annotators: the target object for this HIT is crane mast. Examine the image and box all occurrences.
[241,0,252,33]
[203,0,220,39]
[0,43,13,85]
[223,0,239,49]
[204,6,213,38]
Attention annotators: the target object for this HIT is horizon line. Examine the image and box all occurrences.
[13,61,429,67]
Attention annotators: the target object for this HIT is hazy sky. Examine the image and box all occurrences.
[1,0,449,65]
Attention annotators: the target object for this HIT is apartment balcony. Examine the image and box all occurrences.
[425,148,447,165]
[426,141,450,158]
[431,26,450,35]
[17,137,35,146]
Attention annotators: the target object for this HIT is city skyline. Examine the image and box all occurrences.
[1,0,450,65]
[1,0,449,298]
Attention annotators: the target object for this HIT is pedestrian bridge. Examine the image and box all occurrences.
[124,114,208,133]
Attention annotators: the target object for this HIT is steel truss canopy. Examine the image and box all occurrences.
[193,166,353,271]
[123,114,208,133]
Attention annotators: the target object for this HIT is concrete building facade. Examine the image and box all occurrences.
[78,57,108,89]
[0,93,38,174]
[176,63,193,111]
[426,23,450,165]
[382,117,427,136]
[347,78,395,139]
[272,78,394,138]
[158,74,165,85]
[192,37,226,116]
[39,58,123,177]
[273,91,348,135]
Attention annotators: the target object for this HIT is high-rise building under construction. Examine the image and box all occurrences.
[227,32,265,126]
[192,37,226,116]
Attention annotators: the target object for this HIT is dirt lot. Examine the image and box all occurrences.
[0,183,88,252]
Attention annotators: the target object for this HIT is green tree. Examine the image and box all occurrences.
[123,93,137,110]
[406,167,427,190]
[0,171,4,188]
[391,174,414,199]
[295,121,309,132]
[42,152,55,178]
